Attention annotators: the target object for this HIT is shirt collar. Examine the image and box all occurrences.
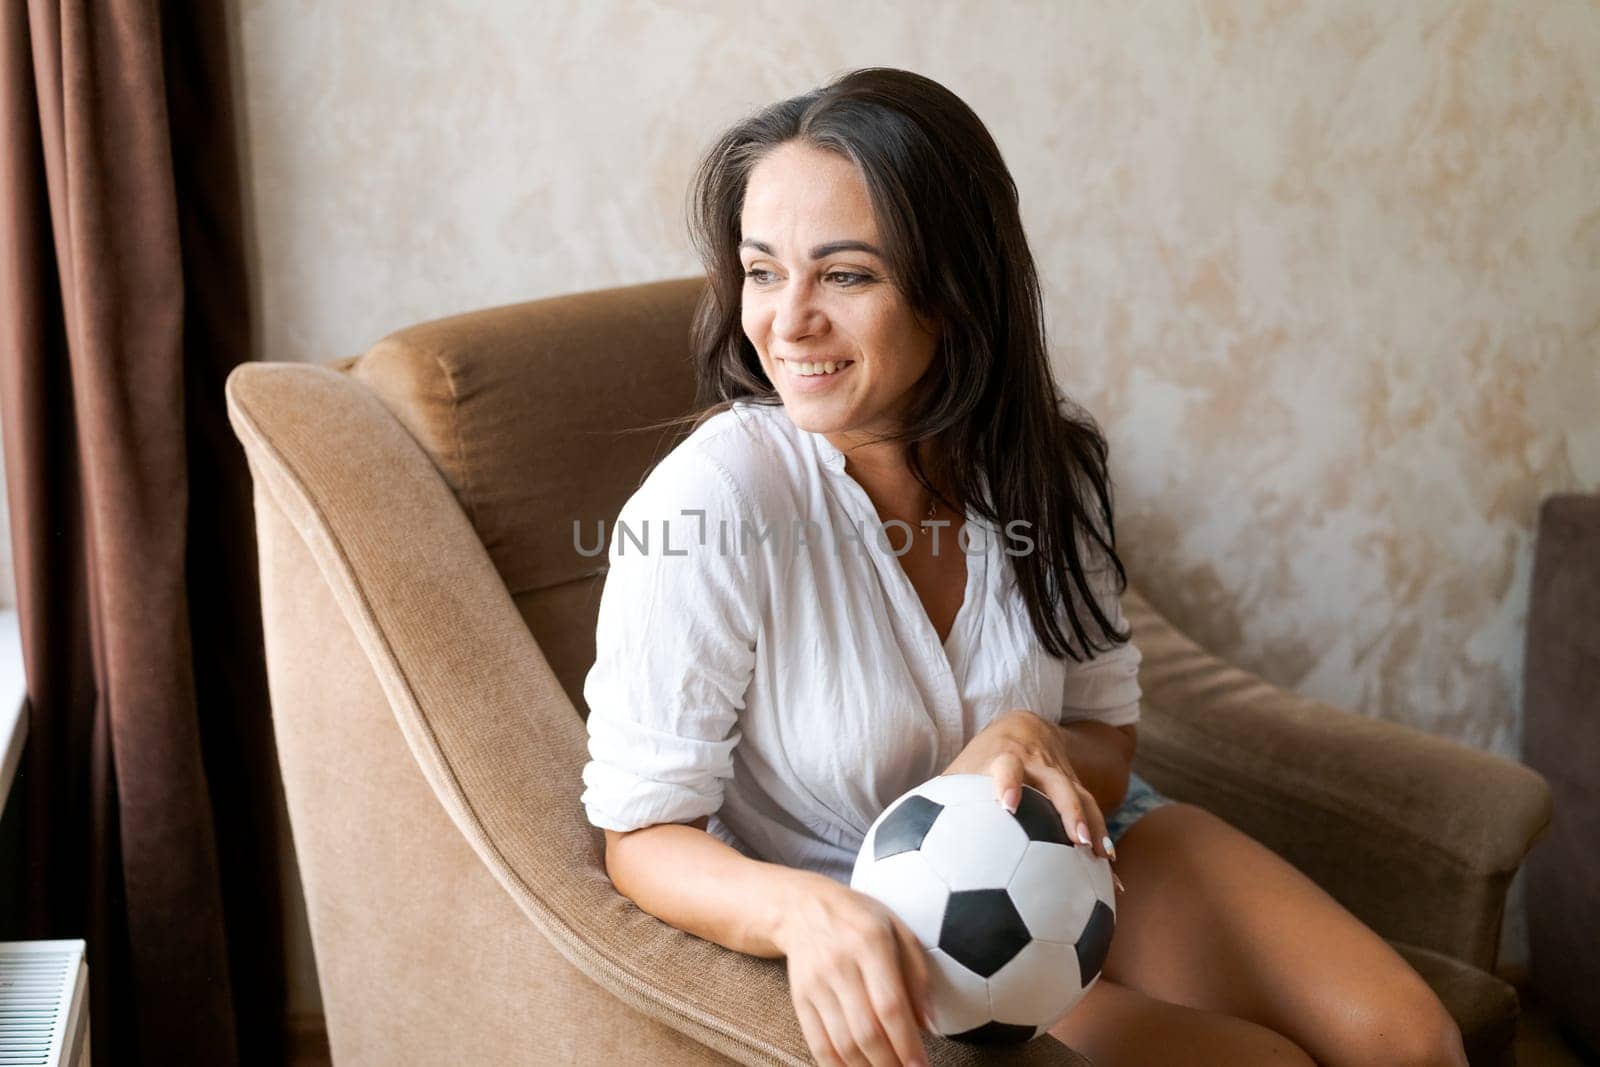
[796,410,992,525]
[807,425,850,476]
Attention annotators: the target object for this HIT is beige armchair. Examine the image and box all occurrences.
[224,276,1551,1066]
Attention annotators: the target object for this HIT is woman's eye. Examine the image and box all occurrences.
[741,268,871,286]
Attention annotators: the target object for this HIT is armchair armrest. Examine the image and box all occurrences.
[225,362,1087,1066]
[1122,587,1552,973]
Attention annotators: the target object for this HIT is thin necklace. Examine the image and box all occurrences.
[917,496,938,533]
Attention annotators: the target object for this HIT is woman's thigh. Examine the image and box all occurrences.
[1047,976,1314,1066]
[1102,801,1468,1067]
[1104,769,1171,845]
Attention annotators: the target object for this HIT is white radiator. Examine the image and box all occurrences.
[0,940,88,1066]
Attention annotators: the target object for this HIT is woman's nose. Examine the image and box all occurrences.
[771,276,826,341]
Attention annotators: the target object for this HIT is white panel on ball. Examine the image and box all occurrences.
[987,938,1084,1026]
[920,803,1029,890]
[850,849,950,949]
[923,946,993,1036]
[1009,841,1102,943]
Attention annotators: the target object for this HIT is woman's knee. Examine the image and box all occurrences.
[1381,997,1468,1067]
[1321,986,1468,1067]
[1048,979,1317,1067]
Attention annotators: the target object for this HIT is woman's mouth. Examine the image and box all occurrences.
[782,358,855,377]
[778,357,855,393]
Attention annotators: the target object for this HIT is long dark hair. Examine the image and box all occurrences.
[674,66,1130,662]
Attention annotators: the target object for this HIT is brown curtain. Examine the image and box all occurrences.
[0,1,284,1064]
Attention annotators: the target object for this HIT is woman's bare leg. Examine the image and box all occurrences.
[1048,976,1315,1066]
[1100,802,1468,1067]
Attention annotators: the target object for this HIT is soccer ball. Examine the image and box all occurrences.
[849,773,1116,1044]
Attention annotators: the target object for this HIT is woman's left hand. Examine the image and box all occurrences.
[940,708,1119,868]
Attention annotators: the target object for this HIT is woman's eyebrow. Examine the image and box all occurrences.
[738,238,884,259]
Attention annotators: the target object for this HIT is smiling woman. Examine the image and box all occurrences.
[737,143,941,431]
[582,67,1468,1067]
[682,70,1132,668]
[585,65,1157,1063]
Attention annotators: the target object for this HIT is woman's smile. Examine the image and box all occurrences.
[778,356,856,391]
[738,141,940,444]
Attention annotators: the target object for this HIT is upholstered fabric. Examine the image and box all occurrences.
[226,275,1549,1064]
[1126,590,1552,974]
[249,475,729,1065]
[341,279,704,707]
[1522,492,1600,1058]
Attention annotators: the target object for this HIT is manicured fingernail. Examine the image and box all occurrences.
[1000,787,1020,813]
[1113,872,1126,893]
[1076,821,1092,846]
[1102,835,1117,861]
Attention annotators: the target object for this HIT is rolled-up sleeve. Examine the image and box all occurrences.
[579,447,759,832]
[1057,532,1143,728]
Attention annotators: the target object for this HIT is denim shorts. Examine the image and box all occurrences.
[1103,770,1172,845]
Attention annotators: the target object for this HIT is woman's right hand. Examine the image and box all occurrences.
[773,871,934,1067]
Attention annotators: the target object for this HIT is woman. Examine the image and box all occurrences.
[581,67,1467,1067]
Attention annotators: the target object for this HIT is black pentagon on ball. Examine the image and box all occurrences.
[948,1019,1037,1045]
[873,795,944,861]
[1012,784,1071,845]
[1075,899,1116,984]
[940,889,1031,978]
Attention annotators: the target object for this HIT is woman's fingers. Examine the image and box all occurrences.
[812,985,876,1067]
[987,752,1025,812]
[795,994,848,1067]
[989,753,1115,862]
[1071,778,1113,861]
[889,914,933,1030]
[837,963,915,1067]
[859,950,930,1066]
[1027,764,1088,850]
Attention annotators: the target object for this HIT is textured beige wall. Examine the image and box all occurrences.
[234,0,1598,1006]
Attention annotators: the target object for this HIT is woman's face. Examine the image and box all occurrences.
[739,141,940,444]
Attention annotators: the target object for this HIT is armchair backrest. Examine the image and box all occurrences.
[337,276,707,709]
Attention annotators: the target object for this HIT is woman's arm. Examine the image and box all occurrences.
[602,818,818,959]
[604,821,935,1066]
[1057,721,1138,818]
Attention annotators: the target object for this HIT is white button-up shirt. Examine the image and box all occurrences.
[580,400,1142,885]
